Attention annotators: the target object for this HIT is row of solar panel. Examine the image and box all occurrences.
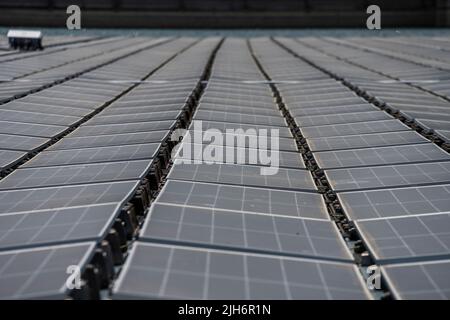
[0,38,190,173]
[294,37,450,144]
[263,37,450,299]
[0,38,223,299]
[112,38,372,300]
[0,38,171,104]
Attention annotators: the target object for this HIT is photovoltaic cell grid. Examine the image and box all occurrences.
[2,35,450,299]
[0,38,227,299]
[139,203,352,262]
[0,242,96,299]
[113,243,369,300]
[113,38,373,299]
[168,160,315,191]
[250,37,450,299]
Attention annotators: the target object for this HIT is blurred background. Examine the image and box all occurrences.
[0,0,448,29]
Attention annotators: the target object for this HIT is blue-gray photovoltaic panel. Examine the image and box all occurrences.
[203,91,273,102]
[74,121,176,137]
[200,103,281,117]
[0,181,139,214]
[22,143,159,168]
[355,213,450,264]
[290,104,378,117]
[194,120,293,138]
[326,161,450,191]
[112,243,369,299]
[415,119,450,132]
[0,204,119,251]
[49,131,168,150]
[286,92,357,103]
[0,160,152,190]
[34,91,106,103]
[300,120,410,138]
[290,97,365,109]
[294,111,392,127]
[0,109,81,127]
[100,104,182,116]
[200,97,276,109]
[381,261,450,300]
[314,144,450,169]
[186,129,298,152]
[308,131,428,152]
[338,184,450,221]
[0,121,66,138]
[0,150,28,171]
[112,98,187,109]
[140,203,352,261]
[194,110,287,127]
[168,161,316,191]
[155,180,329,220]
[175,142,304,169]
[436,130,450,143]
[0,242,96,299]
[0,134,50,152]
[86,111,182,125]
[0,101,92,117]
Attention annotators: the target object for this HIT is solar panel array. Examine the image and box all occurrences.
[0,37,221,299]
[1,35,450,300]
[113,38,370,300]
[273,37,450,299]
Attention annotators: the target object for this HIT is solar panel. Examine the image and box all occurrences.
[156,180,329,220]
[112,242,369,299]
[34,91,106,103]
[23,144,159,168]
[194,110,287,127]
[381,260,450,299]
[168,160,315,191]
[111,98,188,109]
[100,104,182,116]
[0,181,139,214]
[0,204,119,251]
[175,142,304,169]
[140,203,351,261]
[415,119,450,132]
[314,144,450,169]
[326,161,450,191]
[0,242,95,299]
[49,131,168,150]
[0,134,50,152]
[0,101,92,117]
[290,104,378,117]
[355,213,450,264]
[294,111,392,127]
[288,97,365,109]
[0,109,81,127]
[0,160,152,190]
[200,103,281,117]
[200,96,277,109]
[86,111,182,125]
[436,130,450,142]
[300,120,410,138]
[0,150,27,171]
[203,92,274,103]
[74,121,176,137]
[285,92,356,102]
[0,121,66,138]
[195,120,293,138]
[338,184,450,221]
[308,131,428,152]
